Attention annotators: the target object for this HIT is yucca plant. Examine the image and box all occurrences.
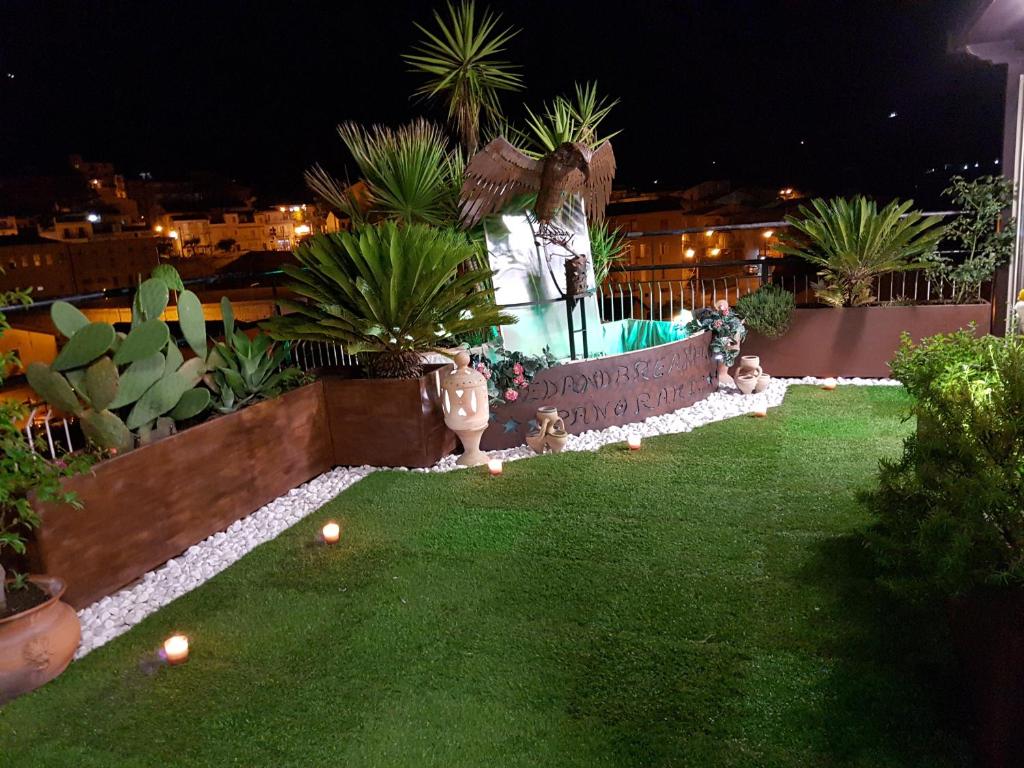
[404,1,523,155]
[305,119,463,228]
[777,197,946,307]
[520,82,621,157]
[588,220,627,286]
[263,222,515,379]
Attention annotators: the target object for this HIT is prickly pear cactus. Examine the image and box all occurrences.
[26,265,214,453]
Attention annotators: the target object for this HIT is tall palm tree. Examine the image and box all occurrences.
[404,1,523,155]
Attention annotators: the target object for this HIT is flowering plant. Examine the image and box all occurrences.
[469,345,558,405]
[684,303,746,366]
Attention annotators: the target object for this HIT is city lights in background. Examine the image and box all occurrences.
[294,224,311,236]
[763,229,774,238]
[704,229,714,237]
[86,213,100,223]
[684,248,696,258]
[710,247,721,257]
[168,230,179,239]
[154,225,163,233]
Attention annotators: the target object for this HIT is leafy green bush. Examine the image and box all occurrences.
[862,329,1024,598]
[263,222,515,379]
[588,220,627,286]
[777,197,946,307]
[735,285,795,338]
[1,280,91,615]
[925,175,1015,304]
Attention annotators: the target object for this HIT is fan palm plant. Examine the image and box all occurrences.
[520,82,621,157]
[777,197,946,307]
[404,1,523,155]
[305,119,463,228]
[263,222,515,379]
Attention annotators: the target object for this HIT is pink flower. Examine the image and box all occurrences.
[713,319,723,329]
[512,362,524,375]
[519,380,528,389]
[483,370,491,379]
[475,363,487,373]
[504,388,519,402]
[513,374,526,385]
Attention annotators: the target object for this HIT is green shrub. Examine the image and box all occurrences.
[862,330,1024,599]
[735,285,795,338]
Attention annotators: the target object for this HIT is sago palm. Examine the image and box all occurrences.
[305,119,463,228]
[777,197,946,307]
[263,222,515,379]
[588,220,627,286]
[404,1,522,155]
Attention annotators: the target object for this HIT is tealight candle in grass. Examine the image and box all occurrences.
[627,434,642,451]
[487,458,503,476]
[163,634,189,665]
[752,406,768,418]
[822,377,838,390]
[321,522,341,544]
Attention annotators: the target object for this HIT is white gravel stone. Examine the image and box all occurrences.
[72,378,898,659]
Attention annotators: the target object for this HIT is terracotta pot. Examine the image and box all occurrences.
[754,373,771,393]
[735,373,758,395]
[739,355,760,371]
[0,575,80,704]
[525,430,546,454]
[535,406,559,435]
[947,588,1024,768]
[546,419,568,454]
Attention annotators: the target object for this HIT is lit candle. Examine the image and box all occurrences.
[627,434,642,451]
[321,522,340,544]
[163,634,189,665]
[487,459,503,476]
[752,407,767,418]
[822,378,838,390]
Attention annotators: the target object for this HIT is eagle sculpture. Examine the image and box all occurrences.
[459,137,616,230]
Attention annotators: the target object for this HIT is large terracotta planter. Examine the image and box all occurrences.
[483,332,717,450]
[740,303,991,377]
[321,365,456,468]
[0,576,80,704]
[947,588,1024,768]
[29,382,334,609]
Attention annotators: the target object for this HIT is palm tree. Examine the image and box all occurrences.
[404,1,523,155]
[305,119,464,228]
[777,197,946,307]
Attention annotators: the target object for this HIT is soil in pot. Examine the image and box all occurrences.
[0,581,49,620]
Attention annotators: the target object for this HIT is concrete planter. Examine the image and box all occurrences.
[28,382,334,609]
[740,304,991,378]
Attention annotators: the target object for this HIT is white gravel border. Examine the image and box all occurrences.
[74,376,900,658]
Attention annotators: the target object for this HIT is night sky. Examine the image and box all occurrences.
[0,0,1008,206]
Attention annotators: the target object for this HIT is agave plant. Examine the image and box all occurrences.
[404,1,523,154]
[777,197,946,307]
[305,120,464,228]
[263,222,515,379]
[588,220,627,286]
[520,82,621,157]
[207,297,302,413]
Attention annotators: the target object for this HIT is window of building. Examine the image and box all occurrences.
[32,253,41,266]
[44,253,53,265]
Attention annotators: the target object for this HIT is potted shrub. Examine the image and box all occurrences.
[862,330,1024,766]
[740,196,989,376]
[263,221,514,467]
[0,283,89,702]
[734,284,795,339]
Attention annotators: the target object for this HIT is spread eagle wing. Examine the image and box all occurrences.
[575,140,616,224]
[460,137,544,228]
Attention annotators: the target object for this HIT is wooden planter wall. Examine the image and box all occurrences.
[739,304,991,378]
[29,382,334,608]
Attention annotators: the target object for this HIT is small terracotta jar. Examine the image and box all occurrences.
[754,373,771,393]
[545,418,568,453]
[735,373,759,395]
[0,576,81,704]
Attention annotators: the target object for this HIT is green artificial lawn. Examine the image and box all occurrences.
[0,387,972,767]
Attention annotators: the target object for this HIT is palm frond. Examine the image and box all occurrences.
[404,1,523,154]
